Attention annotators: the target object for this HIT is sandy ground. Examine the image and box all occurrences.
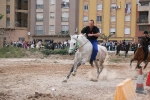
[0,52,150,100]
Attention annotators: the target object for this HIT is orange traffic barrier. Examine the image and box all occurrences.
[146,71,150,86]
[135,68,147,94]
[114,78,137,100]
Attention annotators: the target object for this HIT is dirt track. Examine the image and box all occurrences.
[0,54,150,100]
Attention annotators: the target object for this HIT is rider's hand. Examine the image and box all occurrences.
[88,34,93,37]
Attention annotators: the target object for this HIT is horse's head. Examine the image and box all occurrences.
[68,35,79,55]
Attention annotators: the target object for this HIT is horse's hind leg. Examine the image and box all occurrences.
[98,60,104,78]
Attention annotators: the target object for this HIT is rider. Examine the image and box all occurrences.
[143,31,150,62]
[81,20,101,67]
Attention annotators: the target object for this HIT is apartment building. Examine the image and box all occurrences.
[136,0,150,42]
[30,0,79,42]
[0,0,30,43]
[79,0,136,42]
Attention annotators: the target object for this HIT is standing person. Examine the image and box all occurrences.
[81,20,101,66]
[143,31,150,62]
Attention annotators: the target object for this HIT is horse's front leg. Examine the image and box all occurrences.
[63,64,74,82]
[72,58,87,76]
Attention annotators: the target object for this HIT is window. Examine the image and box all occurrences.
[6,5,10,14]
[6,18,10,26]
[36,13,43,22]
[111,4,116,10]
[24,0,28,3]
[97,4,102,10]
[124,28,130,34]
[62,12,69,21]
[62,25,69,33]
[62,0,70,8]
[36,0,43,9]
[19,38,25,42]
[125,16,130,21]
[125,3,131,14]
[111,16,116,22]
[83,16,88,22]
[7,0,10,2]
[110,28,116,34]
[51,0,55,5]
[36,25,43,34]
[50,12,55,18]
[139,26,148,31]
[50,25,54,31]
[84,5,88,10]
[97,16,102,22]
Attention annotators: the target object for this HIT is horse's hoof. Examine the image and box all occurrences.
[72,73,76,76]
[62,79,67,83]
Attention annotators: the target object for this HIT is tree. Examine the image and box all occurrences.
[0,14,3,20]
[57,30,70,37]
[99,33,115,42]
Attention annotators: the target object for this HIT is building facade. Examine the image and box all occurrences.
[136,0,150,42]
[0,0,30,43]
[78,0,136,42]
[30,0,79,42]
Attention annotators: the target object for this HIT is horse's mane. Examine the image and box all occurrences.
[71,34,87,40]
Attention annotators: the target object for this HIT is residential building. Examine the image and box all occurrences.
[0,0,30,43]
[30,0,79,42]
[78,0,136,42]
[136,0,150,42]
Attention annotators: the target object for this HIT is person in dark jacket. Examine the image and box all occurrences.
[143,31,150,62]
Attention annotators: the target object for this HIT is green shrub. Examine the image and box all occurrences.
[0,46,26,58]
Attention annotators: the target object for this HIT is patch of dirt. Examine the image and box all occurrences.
[0,52,150,100]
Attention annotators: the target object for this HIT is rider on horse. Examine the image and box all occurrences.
[143,31,150,62]
[81,20,100,67]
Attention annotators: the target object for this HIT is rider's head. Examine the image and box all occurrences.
[89,20,94,28]
[143,31,148,36]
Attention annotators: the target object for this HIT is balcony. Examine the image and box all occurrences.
[36,18,43,22]
[61,17,69,22]
[61,2,70,8]
[138,5,150,11]
[137,18,150,25]
[139,0,150,3]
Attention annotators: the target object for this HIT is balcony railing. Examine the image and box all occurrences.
[36,30,43,34]
[36,4,44,9]
[61,17,69,22]
[61,2,70,8]
[137,18,149,23]
[139,0,150,3]
[36,18,43,22]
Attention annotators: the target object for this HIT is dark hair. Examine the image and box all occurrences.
[90,20,94,24]
[143,31,148,34]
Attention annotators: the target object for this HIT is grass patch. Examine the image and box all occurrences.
[0,46,26,58]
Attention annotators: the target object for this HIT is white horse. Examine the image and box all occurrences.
[63,34,108,82]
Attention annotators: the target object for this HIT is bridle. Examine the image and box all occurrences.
[69,35,89,52]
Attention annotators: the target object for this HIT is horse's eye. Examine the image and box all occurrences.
[73,43,76,45]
